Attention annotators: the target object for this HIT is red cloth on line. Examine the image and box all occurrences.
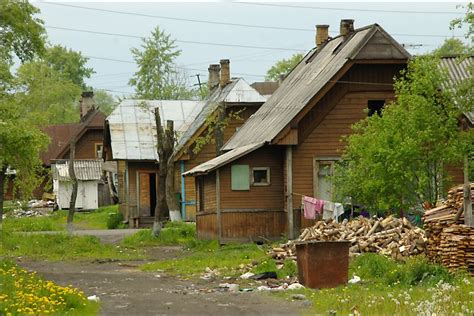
[303,196,324,220]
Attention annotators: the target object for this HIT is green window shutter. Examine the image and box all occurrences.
[231,165,250,190]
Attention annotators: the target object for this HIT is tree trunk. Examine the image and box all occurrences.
[0,167,6,230]
[153,109,167,236]
[67,141,78,234]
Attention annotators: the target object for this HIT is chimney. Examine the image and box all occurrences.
[315,24,329,47]
[278,74,285,85]
[80,91,95,119]
[340,19,354,37]
[207,64,221,91]
[220,59,230,87]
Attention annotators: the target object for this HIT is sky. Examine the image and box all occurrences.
[32,1,470,97]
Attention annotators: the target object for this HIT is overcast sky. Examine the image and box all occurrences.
[32,1,470,97]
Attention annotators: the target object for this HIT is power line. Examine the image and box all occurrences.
[45,25,305,52]
[43,2,313,32]
[239,2,463,15]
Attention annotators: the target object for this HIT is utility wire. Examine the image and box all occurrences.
[239,2,463,15]
[45,25,306,51]
[42,3,464,38]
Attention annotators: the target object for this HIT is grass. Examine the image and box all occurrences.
[0,231,143,261]
[273,253,474,315]
[122,222,197,248]
[0,260,100,315]
[2,205,121,232]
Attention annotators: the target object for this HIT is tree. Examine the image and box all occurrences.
[451,3,474,44]
[433,38,472,56]
[265,53,304,81]
[94,90,118,115]
[0,0,48,226]
[43,45,94,90]
[15,61,82,123]
[334,56,473,214]
[129,27,193,100]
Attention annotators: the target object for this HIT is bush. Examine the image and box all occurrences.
[107,212,125,229]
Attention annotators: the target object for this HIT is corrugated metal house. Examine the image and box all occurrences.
[52,160,102,210]
[103,99,205,227]
[184,20,413,242]
[172,59,268,221]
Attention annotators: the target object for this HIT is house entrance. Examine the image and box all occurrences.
[138,172,157,217]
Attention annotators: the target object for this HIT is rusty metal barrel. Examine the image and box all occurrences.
[295,240,350,289]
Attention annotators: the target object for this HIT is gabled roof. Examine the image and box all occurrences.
[223,24,410,151]
[107,99,205,161]
[52,159,102,181]
[439,56,473,124]
[40,109,107,166]
[173,78,266,160]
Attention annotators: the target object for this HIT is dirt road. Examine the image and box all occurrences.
[19,255,307,315]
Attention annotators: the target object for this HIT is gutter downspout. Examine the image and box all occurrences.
[181,160,186,220]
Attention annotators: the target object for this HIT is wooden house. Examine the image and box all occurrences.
[172,59,267,221]
[183,20,413,242]
[103,99,204,227]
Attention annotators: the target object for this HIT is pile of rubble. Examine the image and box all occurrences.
[271,216,426,261]
[3,200,55,219]
[423,184,474,275]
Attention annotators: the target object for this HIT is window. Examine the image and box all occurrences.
[251,167,270,186]
[313,159,336,201]
[231,165,250,190]
[368,100,385,117]
[197,177,205,212]
[95,143,103,158]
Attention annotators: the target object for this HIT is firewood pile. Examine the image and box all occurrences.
[271,216,426,261]
[423,184,474,274]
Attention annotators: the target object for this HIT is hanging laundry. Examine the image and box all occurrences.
[322,200,336,220]
[303,196,324,220]
[335,203,345,219]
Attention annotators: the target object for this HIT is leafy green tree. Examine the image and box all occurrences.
[334,56,473,214]
[451,3,474,44]
[129,26,194,100]
[433,38,472,56]
[94,90,118,116]
[265,53,304,81]
[43,45,94,89]
[15,61,81,123]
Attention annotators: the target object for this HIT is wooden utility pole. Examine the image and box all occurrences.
[67,141,78,234]
[286,145,294,239]
[463,155,473,227]
[0,166,6,230]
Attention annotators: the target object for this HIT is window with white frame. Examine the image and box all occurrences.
[251,167,270,186]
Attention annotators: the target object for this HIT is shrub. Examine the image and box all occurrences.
[107,212,124,229]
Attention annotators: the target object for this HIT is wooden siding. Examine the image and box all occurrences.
[182,106,258,220]
[60,130,103,160]
[446,165,465,187]
[203,172,216,212]
[125,161,158,220]
[219,146,285,210]
[117,160,127,219]
[196,213,218,239]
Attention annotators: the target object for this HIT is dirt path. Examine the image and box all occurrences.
[19,256,307,315]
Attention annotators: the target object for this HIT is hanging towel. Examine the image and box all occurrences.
[303,196,324,220]
[323,201,335,220]
[335,203,345,220]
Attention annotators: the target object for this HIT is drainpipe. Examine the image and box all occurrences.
[181,161,186,220]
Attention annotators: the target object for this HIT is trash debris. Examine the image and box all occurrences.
[218,283,239,292]
[348,275,361,284]
[239,272,255,279]
[200,267,220,280]
[291,294,307,300]
[288,282,304,290]
[87,295,100,302]
[250,271,277,280]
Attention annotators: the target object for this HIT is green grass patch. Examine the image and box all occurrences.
[252,258,297,279]
[0,260,100,315]
[0,231,143,261]
[2,205,120,232]
[142,242,269,276]
[122,222,197,248]
[274,253,474,315]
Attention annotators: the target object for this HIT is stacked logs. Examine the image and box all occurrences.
[423,184,474,274]
[271,216,426,261]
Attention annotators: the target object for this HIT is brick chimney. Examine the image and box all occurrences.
[220,59,230,87]
[315,24,329,47]
[80,91,95,119]
[207,64,221,91]
[340,19,354,37]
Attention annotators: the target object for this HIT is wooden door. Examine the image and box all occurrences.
[138,173,151,217]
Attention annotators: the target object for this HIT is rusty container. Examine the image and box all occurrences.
[295,240,350,289]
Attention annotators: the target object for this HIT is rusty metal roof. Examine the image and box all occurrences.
[223,24,410,151]
[439,56,473,124]
[182,142,264,176]
[173,78,266,159]
[52,159,102,181]
[107,99,205,161]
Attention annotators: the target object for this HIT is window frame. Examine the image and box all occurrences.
[94,143,103,159]
[251,167,271,186]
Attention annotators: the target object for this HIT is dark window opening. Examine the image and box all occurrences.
[197,177,205,212]
[251,167,270,186]
[368,100,385,117]
[149,173,156,217]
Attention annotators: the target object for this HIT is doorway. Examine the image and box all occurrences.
[138,172,157,217]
